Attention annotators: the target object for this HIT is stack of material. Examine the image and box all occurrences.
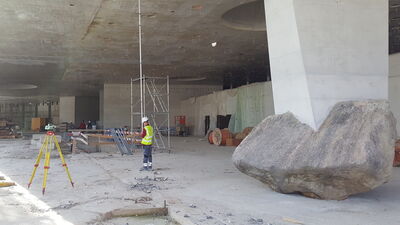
[58,123,68,133]
[234,127,254,140]
[394,140,400,167]
[207,127,254,147]
[212,128,232,146]
[0,120,15,139]
[223,127,254,146]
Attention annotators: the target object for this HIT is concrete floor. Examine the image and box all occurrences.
[0,137,399,225]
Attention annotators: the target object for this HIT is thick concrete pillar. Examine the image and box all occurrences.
[265,0,388,129]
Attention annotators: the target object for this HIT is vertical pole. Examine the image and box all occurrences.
[138,0,144,131]
[143,74,146,118]
[47,101,52,123]
[35,103,38,117]
[130,78,133,133]
[22,103,25,130]
[167,76,171,150]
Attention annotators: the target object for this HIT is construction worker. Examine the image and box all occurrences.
[138,117,154,171]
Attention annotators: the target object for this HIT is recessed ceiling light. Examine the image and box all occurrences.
[211,42,217,47]
[0,84,38,90]
[173,77,207,82]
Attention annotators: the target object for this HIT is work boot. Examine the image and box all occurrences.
[139,166,147,171]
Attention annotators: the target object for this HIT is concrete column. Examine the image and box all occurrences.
[99,89,104,128]
[59,96,76,124]
[265,0,388,129]
[389,53,400,134]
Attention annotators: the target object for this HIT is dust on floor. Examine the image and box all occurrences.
[0,137,399,225]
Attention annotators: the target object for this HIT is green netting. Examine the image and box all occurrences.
[229,83,269,133]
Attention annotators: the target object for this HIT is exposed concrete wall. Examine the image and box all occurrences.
[389,53,400,134]
[37,102,59,124]
[0,103,35,130]
[75,96,99,126]
[265,0,388,129]
[59,96,75,123]
[181,82,275,136]
[103,84,221,129]
[0,101,59,130]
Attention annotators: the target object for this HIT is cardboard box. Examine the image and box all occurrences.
[31,118,46,131]
[0,121,7,127]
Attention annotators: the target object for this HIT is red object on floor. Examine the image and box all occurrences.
[208,131,214,144]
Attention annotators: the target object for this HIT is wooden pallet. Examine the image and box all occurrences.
[0,135,15,139]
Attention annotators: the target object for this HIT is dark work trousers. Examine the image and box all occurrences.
[143,145,152,164]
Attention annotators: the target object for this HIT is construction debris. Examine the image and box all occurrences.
[0,119,17,139]
[282,217,304,224]
[0,182,15,187]
[101,206,168,221]
[248,218,264,224]
[130,176,170,193]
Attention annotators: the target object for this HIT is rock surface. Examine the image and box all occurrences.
[232,101,397,200]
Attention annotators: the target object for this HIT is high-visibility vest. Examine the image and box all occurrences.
[141,125,153,145]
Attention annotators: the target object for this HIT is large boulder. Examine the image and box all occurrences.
[232,101,397,200]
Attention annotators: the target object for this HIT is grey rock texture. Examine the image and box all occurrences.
[232,101,397,200]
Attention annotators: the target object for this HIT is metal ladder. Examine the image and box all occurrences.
[110,128,132,155]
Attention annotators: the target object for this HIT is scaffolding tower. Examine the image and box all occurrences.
[130,0,171,152]
[130,76,171,151]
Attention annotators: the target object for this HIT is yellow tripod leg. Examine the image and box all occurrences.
[53,135,74,187]
[42,135,52,195]
[28,135,48,188]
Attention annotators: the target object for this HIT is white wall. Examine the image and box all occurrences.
[181,82,275,136]
[59,96,75,123]
[103,83,221,129]
[389,53,400,134]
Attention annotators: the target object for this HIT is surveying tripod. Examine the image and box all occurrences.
[28,129,74,195]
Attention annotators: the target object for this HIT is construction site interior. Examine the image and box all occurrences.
[1,1,400,225]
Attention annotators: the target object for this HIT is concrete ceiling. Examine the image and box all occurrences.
[0,0,269,98]
[0,0,398,99]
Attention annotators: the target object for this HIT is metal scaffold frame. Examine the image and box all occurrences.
[130,0,171,152]
[130,76,171,151]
